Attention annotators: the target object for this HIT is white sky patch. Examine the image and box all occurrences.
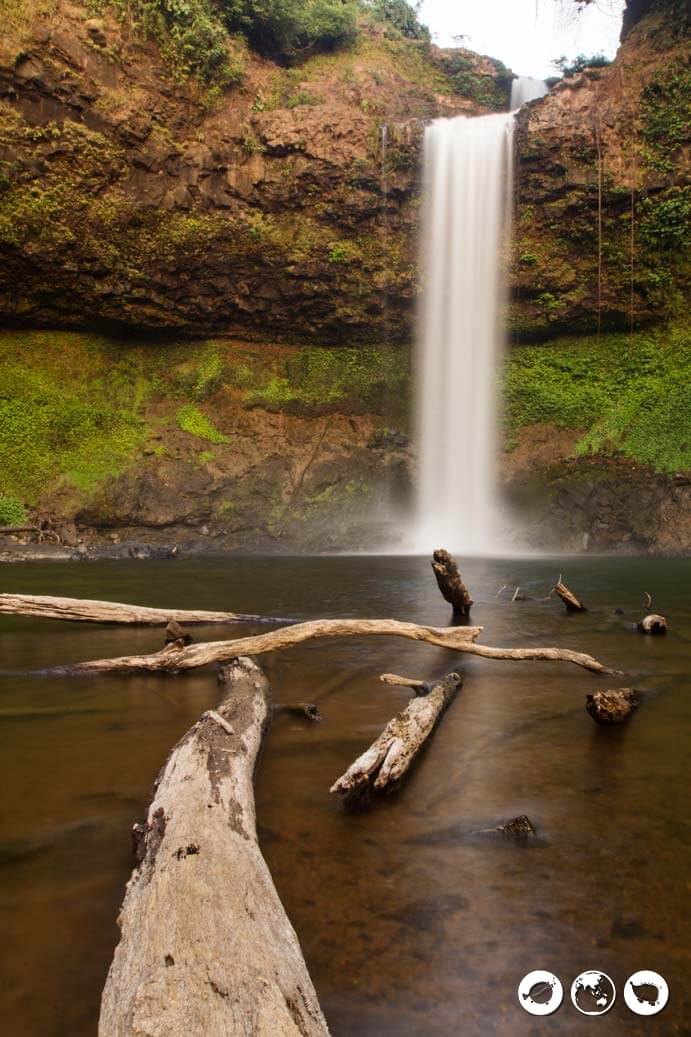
[417,0,625,79]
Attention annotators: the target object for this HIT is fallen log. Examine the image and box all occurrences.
[637,613,668,635]
[99,657,329,1037]
[586,687,641,725]
[554,576,587,613]
[431,549,474,617]
[0,592,294,627]
[330,670,464,800]
[23,617,617,676]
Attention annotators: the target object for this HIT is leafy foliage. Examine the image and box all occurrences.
[220,0,359,62]
[504,325,691,473]
[0,495,27,526]
[640,59,691,172]
[551,52,611,77]
[363,0,429,41]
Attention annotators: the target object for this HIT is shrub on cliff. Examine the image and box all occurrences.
[363,0,430,41]
[220,0,359,61]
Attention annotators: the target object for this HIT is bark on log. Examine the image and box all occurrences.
[330,671,464,799]
[637,613,668,635]
[554,576,587,613]
[431,549,474,617]
[99,657,329,1037]
[26,617,617,676]
[0,593,294,626]
[586,687,641,724]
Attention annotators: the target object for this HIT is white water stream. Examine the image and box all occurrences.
[510,75,549,109]
[414,113,515,554]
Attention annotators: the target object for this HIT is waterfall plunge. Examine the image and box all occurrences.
[414,113,514,555]
[511,76,548,109]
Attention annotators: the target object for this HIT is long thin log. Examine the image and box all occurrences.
[330,671,464,798]
[99,657,329,1037]
[0,593,294,626]
[23,618,617,676]
[431,549,474,617]
[554,576,587,613]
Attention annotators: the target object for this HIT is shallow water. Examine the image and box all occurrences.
[0,555,689,1035]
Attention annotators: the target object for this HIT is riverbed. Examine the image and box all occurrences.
[1,555,689,1035]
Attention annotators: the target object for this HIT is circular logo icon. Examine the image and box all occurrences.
[571,971,616,1015]
[518,970,563,1016]
[624,971,669,1016]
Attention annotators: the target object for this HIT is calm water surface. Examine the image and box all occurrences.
[0,555,689,1036]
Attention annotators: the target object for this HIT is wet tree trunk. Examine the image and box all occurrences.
[431,549,474,617]
[99,657,329,1037]
[554,577,587,612]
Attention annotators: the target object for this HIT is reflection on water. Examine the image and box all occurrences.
[0,555,689,1035]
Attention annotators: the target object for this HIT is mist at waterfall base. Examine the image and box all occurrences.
[413,112,515,557]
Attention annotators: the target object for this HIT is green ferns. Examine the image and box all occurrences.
[505,325,691,473]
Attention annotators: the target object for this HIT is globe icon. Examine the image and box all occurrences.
[571,971,616,1015]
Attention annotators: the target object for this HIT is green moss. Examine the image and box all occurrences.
[0,331,150,503]
[176,403,229,443]
[504,324,690,473]
[240,345,409,415]
[640,59,691,173]
[0,495,27,526]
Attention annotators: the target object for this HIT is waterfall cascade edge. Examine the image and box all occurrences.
[413,113,515,555]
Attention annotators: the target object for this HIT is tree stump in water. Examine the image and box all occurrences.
[637,614,668,635]
[586,688,641,725]
[99,657,329,1037]
[554,576,587,613]
[431,549,474,617]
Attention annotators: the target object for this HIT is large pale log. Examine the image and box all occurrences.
[330,671,464,798]
[431,549,474,617]
[0,593,293,626]
[99,657,329,1037]
[31,617,616,676]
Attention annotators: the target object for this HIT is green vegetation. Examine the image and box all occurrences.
[0,495,27,526]
[363,0,429,41]
[504,325,690,473]
[551,53,611,77]
[640,59,691,173]
[438,52,512,110]
[231,344,409,415]
[176,403,229,442]
[0,332,149,505]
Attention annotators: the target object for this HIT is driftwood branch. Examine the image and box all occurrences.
[99,657,329,1037]
[24,617,617,676]
[330,671,463,798]
[554,576,587,612]
[0,593,294,627]
[431,549,474,617]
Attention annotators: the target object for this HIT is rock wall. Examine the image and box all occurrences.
[0,0,688,554]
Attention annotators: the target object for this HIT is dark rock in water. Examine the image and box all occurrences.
[611,915,648,940]
[385,892,468,932]
[587,688,641,725]
[495,815,537,837]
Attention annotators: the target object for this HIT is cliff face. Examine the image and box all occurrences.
[0,1,510,341]
[0,0,688,554]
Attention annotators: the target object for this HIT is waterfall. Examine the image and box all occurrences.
[510,76,548,109]
[414,113,514,555]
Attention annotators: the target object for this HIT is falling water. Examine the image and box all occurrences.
[510,75,548,109]
[414,113,515,554]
